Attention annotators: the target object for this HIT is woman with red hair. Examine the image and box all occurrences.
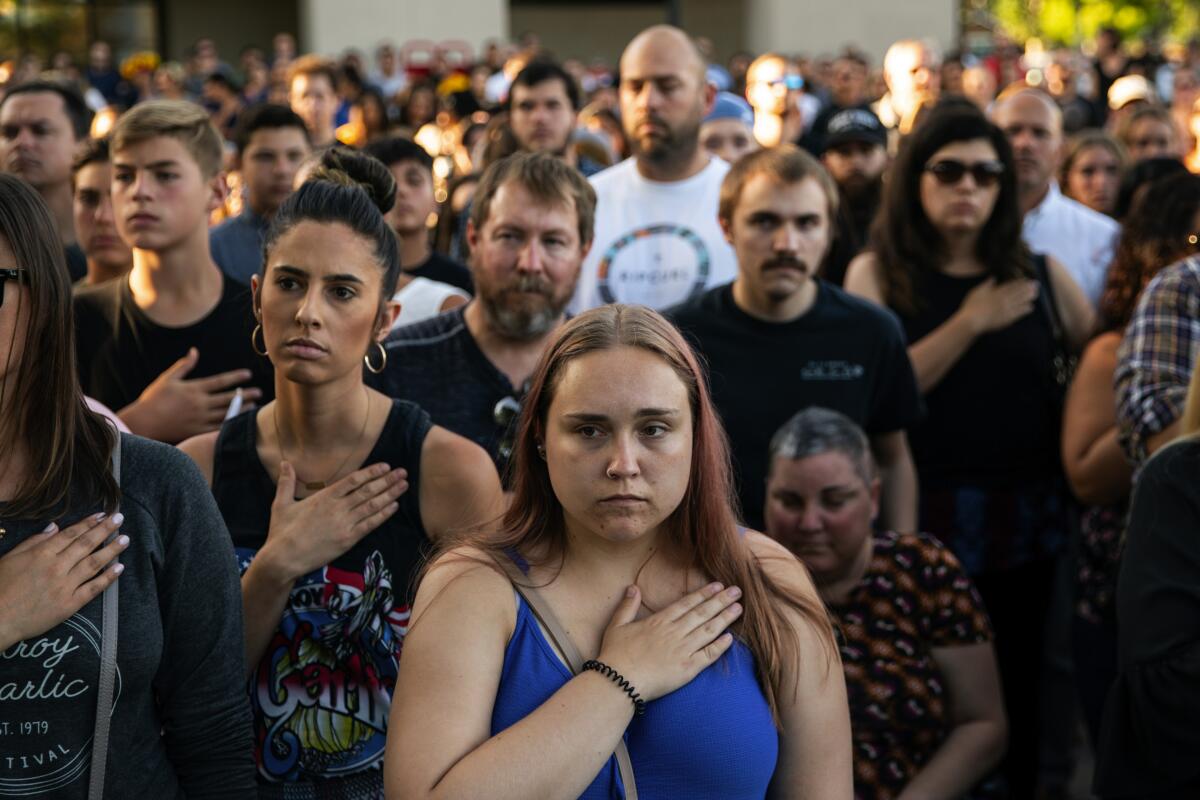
[385,304,852,799]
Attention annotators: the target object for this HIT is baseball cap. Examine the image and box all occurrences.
[1108,74,1155,110]
[822,107,887,151]
[704,91,755,128]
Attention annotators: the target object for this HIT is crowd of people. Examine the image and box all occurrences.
[1,18,1199,800]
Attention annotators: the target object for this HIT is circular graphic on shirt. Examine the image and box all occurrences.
[597,224,711,307]
[0,612,123,795]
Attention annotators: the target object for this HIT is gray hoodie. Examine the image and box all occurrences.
[0,433,256,798]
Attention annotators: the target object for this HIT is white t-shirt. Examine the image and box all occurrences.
[570,157,737,313]
[1022,182,1120,307]
[391,277,470,328]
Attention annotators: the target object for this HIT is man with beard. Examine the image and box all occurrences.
[508,60,603,177]
[668,145,920,533]
[369,152,594,478]
[820,107,889,286]
[569,25,736,312]
[992,88,1118,307]
[0,81,93,281]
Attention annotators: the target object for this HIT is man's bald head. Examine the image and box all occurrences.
[618,24,715,175]
[992,87,1063,137]
[620,25,707,84]
[991,88,1064,199]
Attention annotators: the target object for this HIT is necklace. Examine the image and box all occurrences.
[273,388,372,491]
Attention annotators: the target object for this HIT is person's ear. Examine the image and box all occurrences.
[719,214,734,246]
[376,299,401,339]
[250,274,262,319]
[466,218,479,255]
[207,170,229,214]
[868,477,882,522]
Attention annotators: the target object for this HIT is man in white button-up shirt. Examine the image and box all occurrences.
[992,89,1119,307]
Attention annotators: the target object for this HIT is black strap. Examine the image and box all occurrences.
[497,556,640,800]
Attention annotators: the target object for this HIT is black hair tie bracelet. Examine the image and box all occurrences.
[583,659,647,715]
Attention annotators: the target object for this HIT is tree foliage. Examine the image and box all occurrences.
[989,0,1200,46]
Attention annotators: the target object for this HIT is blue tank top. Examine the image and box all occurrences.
[491,590,779,799]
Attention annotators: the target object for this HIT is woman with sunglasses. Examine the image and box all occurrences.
[180,148,504,795]
[845,103,1093,797]
[0,175,256,794]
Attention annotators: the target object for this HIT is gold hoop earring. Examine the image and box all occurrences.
[365,341,387,374]
[251,324,268,357]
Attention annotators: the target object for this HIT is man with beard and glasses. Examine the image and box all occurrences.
[991,88,1118,307]
[569,25,736,312]
[668,145,921,533]
[369,152,594,479]
[820,107,889,286]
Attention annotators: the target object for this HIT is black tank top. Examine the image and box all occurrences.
[900,267,1060,488]
[211,399,431,788]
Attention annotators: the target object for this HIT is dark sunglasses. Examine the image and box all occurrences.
[0,268,26,308]
[924,159,1006,187]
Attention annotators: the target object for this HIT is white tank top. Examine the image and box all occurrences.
[391,277,470,328]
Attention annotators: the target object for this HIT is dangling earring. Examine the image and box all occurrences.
[364,341,387,374]
[251,323,268,356]
[536,443,546,460]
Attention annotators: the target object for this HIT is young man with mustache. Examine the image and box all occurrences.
[369,152,594,478]
[668,145,921,533]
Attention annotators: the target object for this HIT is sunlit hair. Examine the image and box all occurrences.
[718,144,839,228]
[428,304,836,725]
[868,103,1029,316]
[1059,129,1127,192]
[1099,172,1200,332]
[1116,105,1179,153]
[768,407,876,485]
[111,99,224,178]
[0,174,118,515]
[470,151,597,247]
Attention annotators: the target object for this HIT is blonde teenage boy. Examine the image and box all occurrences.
[74,100,272,443]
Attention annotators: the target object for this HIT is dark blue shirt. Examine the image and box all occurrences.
[210,209,270,285]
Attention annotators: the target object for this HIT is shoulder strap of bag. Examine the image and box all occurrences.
[1031,253,1067,344]
[497,556,639,800]
[88,434,121,800]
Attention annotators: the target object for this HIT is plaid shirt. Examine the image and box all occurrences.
[1115,256,1200,467]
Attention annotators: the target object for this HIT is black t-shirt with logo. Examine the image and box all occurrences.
[668,281,922,530]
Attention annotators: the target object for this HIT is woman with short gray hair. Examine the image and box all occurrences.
[765,407,1007,800]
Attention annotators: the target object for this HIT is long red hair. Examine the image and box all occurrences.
[430,304,834,724]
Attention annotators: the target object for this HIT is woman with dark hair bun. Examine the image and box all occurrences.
[386,304,852,799]
[0,173,256,795]
[180,147,504,795]
[844,103,1094,796]
[1062,171,1200,744]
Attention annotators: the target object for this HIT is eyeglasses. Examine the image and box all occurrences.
[765,74,805,91]
[0,269,26,309]
[924,159,1006,187]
